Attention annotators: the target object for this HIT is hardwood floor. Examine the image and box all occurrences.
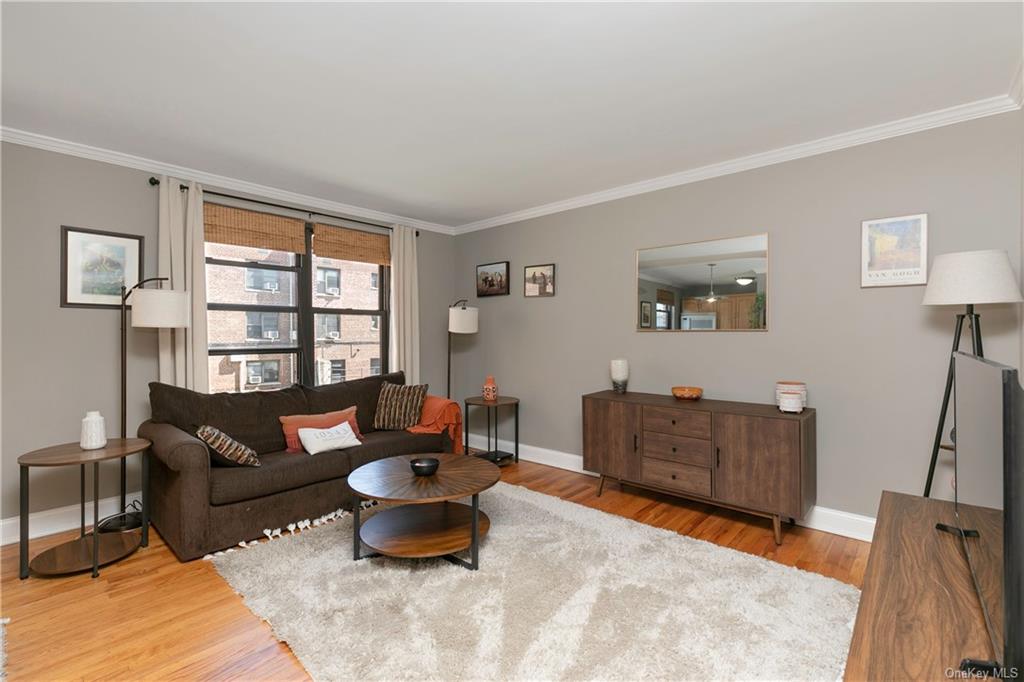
[2,460,870,680]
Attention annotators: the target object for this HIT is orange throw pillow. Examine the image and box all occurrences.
[279,408,361,453]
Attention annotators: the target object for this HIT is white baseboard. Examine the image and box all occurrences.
[0,492,141,546]
[469,435,875,542]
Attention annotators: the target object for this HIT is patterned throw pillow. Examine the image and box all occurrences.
[196,425,260,467]
[373,382,428,431]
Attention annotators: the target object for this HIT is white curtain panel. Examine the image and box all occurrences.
[389,224,420,384]
[157,176,209,391]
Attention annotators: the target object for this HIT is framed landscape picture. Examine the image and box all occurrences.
[61,226,144,308]
[524,263,555,297]
[640,301,653,328]
[476,261,510,297]
[861,214,927,288]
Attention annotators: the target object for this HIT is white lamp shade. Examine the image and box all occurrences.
[448,306,479,334]
[131,289,190,328]
[922,250,1023,306]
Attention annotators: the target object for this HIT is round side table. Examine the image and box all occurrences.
[464,395,520,465]
[18,438,151,580]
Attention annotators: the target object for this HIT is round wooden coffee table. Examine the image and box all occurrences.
[347,453,500,571]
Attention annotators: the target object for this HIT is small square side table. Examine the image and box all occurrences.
[464,395,519,465]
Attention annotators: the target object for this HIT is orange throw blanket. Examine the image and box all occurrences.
[407,395,463,454]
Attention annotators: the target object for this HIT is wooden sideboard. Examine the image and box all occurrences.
[582,390,815,543]
[845,492,1005,681]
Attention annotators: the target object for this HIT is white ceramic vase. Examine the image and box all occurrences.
[610,359,629,394]
[80,411,107,450]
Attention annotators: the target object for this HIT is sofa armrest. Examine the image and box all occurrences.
[138,420,210,473]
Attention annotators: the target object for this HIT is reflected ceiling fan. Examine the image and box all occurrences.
[702,263,726,303]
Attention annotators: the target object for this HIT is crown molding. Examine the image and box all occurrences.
[0,127,457,235]
[454,93,1022,234]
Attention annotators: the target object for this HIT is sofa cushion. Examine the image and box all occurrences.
[150,382,308,455]
[302,371,405,434]
[208,430,446,505]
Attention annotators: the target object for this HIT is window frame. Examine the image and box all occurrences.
[246,359,281,386]
[244,267,281,293]
[206,219,390,390]
[316,266,341,296]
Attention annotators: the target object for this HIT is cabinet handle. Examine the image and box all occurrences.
[671,419,677,425]
[633,434,639,452]
[672,447,677,453]
[716,447,721,468]
[671,474,677,480]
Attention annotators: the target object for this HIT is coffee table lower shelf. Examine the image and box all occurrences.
[355,501,489,570]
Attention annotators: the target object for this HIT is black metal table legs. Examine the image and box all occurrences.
[464,402,520,464]
[92,462,99,578]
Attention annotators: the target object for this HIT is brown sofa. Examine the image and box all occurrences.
[138,371,451,561]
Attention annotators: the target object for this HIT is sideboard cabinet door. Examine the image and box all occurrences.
[713,414,801,518]
[582,398,641,481]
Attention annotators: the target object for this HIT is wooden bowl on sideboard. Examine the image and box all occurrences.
[671,386,703,401]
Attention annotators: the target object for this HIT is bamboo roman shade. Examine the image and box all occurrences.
[656,289,675,306]
[313,223,390,265]
[203,203,306,254]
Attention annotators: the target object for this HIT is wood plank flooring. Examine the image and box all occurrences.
[1,460,870,680]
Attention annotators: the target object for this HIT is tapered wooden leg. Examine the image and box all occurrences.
[597,475,606,497]
[772,514,783,545]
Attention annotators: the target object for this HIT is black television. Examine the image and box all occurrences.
[951,351,1022,676]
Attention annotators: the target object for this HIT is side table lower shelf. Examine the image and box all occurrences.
[30,530,142,576]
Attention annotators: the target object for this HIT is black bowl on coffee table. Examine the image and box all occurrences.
[410,457,440,476]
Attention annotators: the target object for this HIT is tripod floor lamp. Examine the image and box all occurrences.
[922,249,1023,497]
[447,300,479,398]
[104,278,190,531]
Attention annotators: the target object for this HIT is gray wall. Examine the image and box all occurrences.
[453,111,1023,518]
[0,142,456,519]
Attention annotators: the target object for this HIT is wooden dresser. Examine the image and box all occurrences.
[582,390,816,543]
[845,491,1004,681]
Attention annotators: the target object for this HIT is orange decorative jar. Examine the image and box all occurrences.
[482,376,498,401]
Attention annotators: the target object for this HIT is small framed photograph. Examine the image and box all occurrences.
[524,264,555,297]
[861,214,927,287]
[476,261,510,297]
[61,226,144,308]
[640,301,653,328]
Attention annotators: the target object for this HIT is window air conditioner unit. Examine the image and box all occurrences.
[291,331,298,340]
[263,282,279,292]
[327,331,341,340]
[249,376,263,384]
[327,287,340,296]
[263,331,280,340]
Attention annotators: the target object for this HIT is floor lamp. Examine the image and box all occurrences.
[447,300,479,398]
[921,250,1023,497]
[103,278,190,531]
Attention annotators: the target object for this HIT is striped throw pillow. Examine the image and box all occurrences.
[197,425,261,467]
[373,383,428,431]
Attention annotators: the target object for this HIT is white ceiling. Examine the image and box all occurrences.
[639,235,768,287]
[2,3,1021,232]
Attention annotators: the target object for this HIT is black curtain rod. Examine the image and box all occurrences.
[146,176,416,235]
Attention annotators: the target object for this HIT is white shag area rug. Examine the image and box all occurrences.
[213,482,859,682]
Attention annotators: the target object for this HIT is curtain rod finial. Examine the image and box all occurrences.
[148,176,160,186]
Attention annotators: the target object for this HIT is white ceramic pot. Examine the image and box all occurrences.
[778,392,804,413]
[80,411,107,450]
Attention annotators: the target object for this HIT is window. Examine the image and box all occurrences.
[330,360,346,383]
[245,268,280,292]
[246,360,280,385]
[316,314,340,340]
[655,302,673,330]
[316,267,341,295]
[246,312,280,340]
[205,203,389,393]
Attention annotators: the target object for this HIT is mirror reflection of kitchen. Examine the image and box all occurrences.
[636,234,767,331]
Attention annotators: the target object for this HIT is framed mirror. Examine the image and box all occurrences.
[636,234,768,332]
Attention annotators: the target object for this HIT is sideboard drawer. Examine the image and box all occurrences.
[642,406,711,440]
[641,458,712,498]
[642,431,712,467]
